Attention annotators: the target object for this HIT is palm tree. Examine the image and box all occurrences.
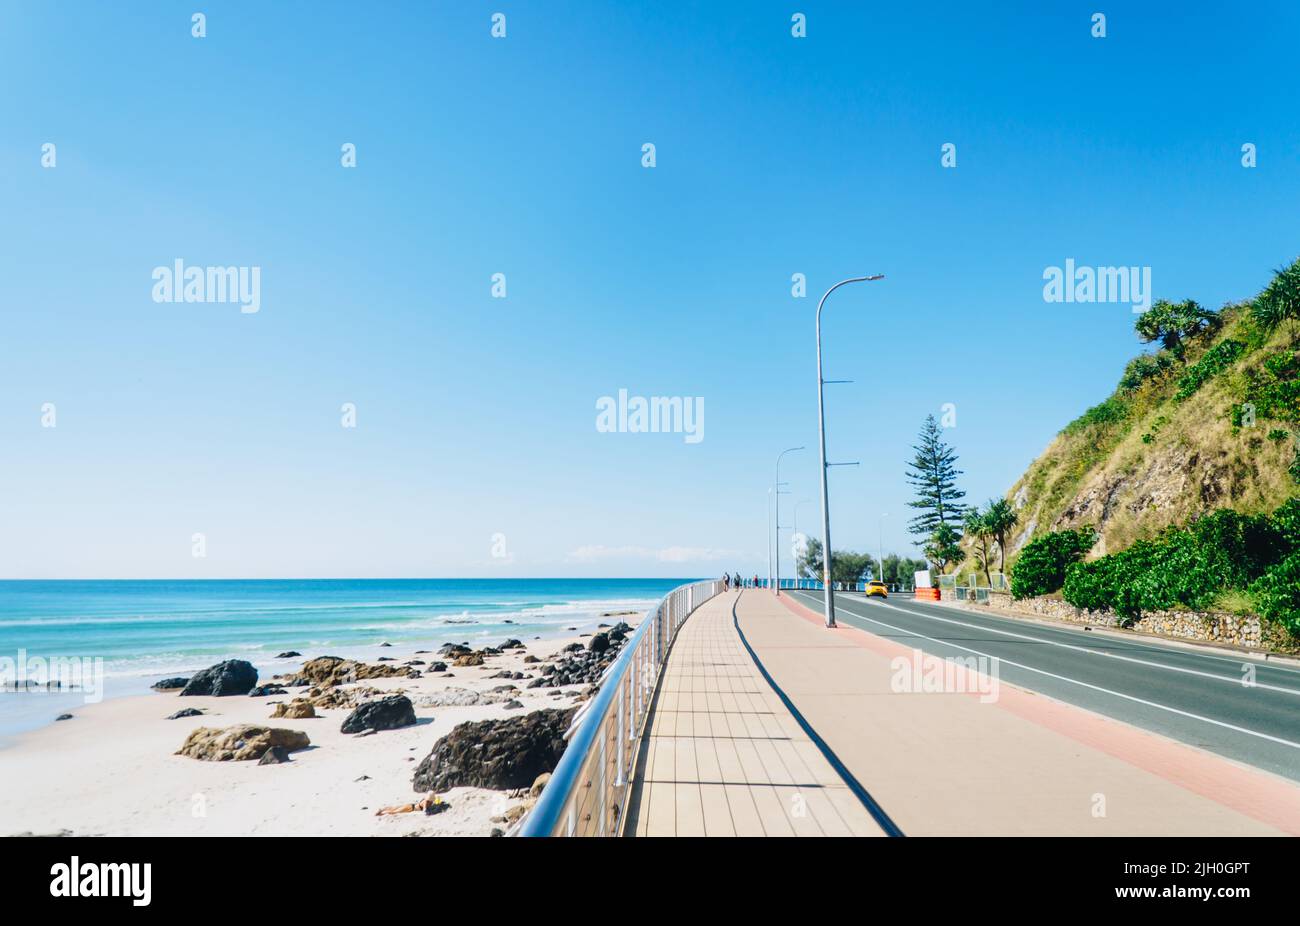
[963,507,993,586]
[983,498,1020,576]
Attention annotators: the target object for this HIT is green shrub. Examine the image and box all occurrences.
[1187,508,1280,582]
[1063,540,1164,623]
[1249,553,1300,636]
[1062,397,1129,436]
[1061,510,1288,622]
[1236,350,1300,426]
[1174,339,1244,401]
[1119,351,1175,391]
[1252,257,1300,330]
[1009,527,1096,599]
[1271,497,1300,550]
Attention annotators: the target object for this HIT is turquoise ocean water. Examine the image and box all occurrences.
[0,578,689,741]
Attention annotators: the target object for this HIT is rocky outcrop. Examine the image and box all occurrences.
[176,724,310,761]
[275,651,301,658]
[526,631,630,690]
[412,708,574,792]
[340,694,417,734]
[271,699,316,719]
[180,660,258,697]
[411,686,515,708]
[281,656,413,688]
[306,685,384,709]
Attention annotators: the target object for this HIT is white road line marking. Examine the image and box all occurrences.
[907,598,1300,676]
[798,591,1300,696]
[790,591,1300,751]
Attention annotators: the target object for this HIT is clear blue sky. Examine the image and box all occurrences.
[2,1,1297,578]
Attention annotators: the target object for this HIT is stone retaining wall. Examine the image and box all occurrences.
[944,589,1300,655]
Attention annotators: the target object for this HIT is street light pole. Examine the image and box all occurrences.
[793,499,813,534]
[766,487,774,592]
[878,513,888,584]
[774,446,804,596]
[816,274,885,628]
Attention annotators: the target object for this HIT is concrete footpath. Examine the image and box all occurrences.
[623,590,885,837]
[737,589,1300,836]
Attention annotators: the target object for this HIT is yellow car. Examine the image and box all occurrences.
[865,581,888,599]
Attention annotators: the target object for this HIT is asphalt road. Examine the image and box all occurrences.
[788,589,1300,783]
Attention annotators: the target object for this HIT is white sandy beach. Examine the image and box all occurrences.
[0,626,634,837]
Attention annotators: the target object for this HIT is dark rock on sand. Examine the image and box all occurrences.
[499,639,523,650]
[167,708,204,719]
[258,745,292,765]
[247,685,288,697]
[55,713,73,721]
[180,660,258,697]
[411,708,574,792]
[429,662,448,672]
[587,632,610,654]
[340,694,417,734]
[276,651,302,658]
[152,677,191,691]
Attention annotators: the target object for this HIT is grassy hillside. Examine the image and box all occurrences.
[1002,265,1300,567]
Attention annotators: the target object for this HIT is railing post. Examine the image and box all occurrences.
[598,721,608,835]
[633,640,641,722]
[615,683,626,786]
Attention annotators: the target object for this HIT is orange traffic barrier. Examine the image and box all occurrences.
[914,587,941,601]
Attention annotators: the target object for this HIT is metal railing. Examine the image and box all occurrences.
[772,578,918,593]
[517,578,725,837]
